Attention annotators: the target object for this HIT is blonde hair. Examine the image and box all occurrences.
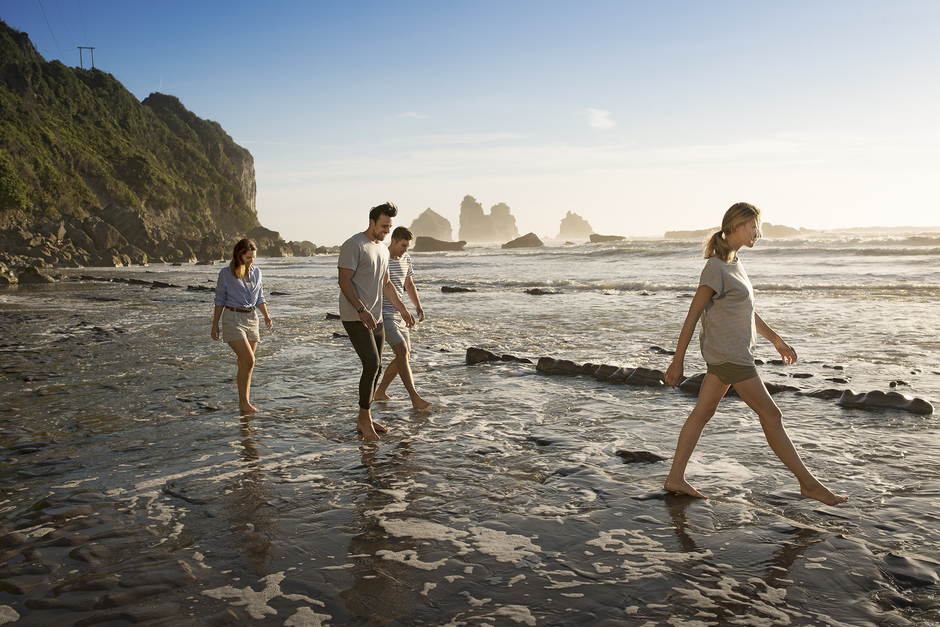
[702,202,762,262]
[230,238,257,279]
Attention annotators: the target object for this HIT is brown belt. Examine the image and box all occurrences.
[225,306,255,313]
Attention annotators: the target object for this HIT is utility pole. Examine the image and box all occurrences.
[78,47,95,69]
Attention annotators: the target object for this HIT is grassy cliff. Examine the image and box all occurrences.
[0,19,257,239]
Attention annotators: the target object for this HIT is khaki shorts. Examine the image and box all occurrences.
[707,362,758,385]
[383,315,410,350]
[222,309,260,343]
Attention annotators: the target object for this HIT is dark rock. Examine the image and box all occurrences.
[826,377,850,384]
[617,450,668,464]
[289,240,317,257]
[501,354,531,363]
[802,388,845,400]
[589,234,626,243]
[413,236,466,252]
[332,332,347,338]
[524,287,561,295]
[762,382,799,394]
[593,364,620,382]
[410,208,454,241]
[503,232,543,249]
[441,285,476,293]
[880,553,940,588]
[82,217,128,251]
[579,363,600,376]
[889,380,909,387]
[467,347,500,365]
[792,373,814,379]
[678,373,706,393]
[624,367,667,387]
[557,211,593,240]
[650,345,675,355]
[536,357,580,375]
[269,290,290,296]
[325,313,340,320]
[17,267,57,284]
[97,205,157,252]
[119,244,148,265]
[837,390,934,415]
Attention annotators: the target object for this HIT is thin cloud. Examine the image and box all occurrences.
[399,112,429,119]
[586,108,616,129]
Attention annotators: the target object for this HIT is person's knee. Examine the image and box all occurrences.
[392,343,409,360]
[759,408,783,425]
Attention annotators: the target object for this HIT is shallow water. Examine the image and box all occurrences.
[1,235,939,625]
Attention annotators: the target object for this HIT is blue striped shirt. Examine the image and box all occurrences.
[215,266,265,310]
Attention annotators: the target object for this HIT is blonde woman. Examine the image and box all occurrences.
[210,238,273,413]
[663,202,847,506]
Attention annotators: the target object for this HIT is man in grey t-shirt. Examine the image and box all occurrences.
[338,202,415,440]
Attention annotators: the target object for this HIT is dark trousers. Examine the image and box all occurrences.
[343,321,385,409]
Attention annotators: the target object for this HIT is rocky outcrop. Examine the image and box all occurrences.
[441,286,476,293]
[412,236,466,252]
[665,223,803,239]
[590,234,626,243]
[557,211,593,240]
[410,208,453,241]
[502,232,543,249]
[466,347,532,365]
[837,390,934,416]
[458,196,519,242]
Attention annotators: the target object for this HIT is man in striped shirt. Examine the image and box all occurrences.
[374,227,432,409]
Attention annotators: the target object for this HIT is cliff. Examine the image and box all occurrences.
[0,19,318,277]
[457,196,519,242]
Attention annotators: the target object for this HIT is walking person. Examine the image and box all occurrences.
[663,202,848,506]
[211,238,273,414]
[374,227,432,409]
[338,202,417,440]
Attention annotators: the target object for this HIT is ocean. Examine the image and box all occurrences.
[1,232,939,626]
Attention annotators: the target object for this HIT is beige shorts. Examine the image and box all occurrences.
[706,362,759,385]
[222,309,260,343]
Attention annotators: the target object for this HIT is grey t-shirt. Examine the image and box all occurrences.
[698,256,756,366]
[338,232,389,322]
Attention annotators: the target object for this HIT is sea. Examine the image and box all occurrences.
[1,231,939,626]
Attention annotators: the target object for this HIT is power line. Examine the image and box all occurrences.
[77,0,88,45]
[55,0,77,49]
[32,0,65,59]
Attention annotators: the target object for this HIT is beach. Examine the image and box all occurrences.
[1,234,939,625]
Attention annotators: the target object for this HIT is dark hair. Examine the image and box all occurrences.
[703,202,762,262]
[230,238,257,278]
[369,202,398,223]
[391,226,414,241]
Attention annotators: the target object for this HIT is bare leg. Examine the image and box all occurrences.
[229,339,258,413]
[374,356,400,401]
[733,377,848,506]
[664,374,729,499]
[390,341,432,410]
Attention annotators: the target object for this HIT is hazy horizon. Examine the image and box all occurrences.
[3,1,939,247]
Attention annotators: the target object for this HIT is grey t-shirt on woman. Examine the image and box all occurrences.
[698,256,756,366]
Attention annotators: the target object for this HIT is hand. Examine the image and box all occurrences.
[665,360,684,389]
[776,341,798,365]
[359,309,376,330]
[416,307,425,323]
[264,317,274,331]
[210,324,220,341]
[403,311,416,328]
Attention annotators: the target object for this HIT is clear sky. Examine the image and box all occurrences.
[3,1,939,245]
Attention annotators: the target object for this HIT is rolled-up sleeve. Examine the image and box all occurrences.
[214,269,228,307]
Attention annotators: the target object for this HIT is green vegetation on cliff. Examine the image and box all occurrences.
[0,19,257,237]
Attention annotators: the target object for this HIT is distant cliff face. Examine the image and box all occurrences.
[0,19,258,241]
[410,208,453,241]
[458,196,519,242]
[557,211,593,240]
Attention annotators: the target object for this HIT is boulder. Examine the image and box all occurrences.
[502,232,543,249]
[82,217,128,251]
[623,367,667,387]
[97,205,157,252]
[557,211,593,240]
[616,450,668,464]
[289,240,317,257]
[524,287,560,295]
[536,357,580,375]
[198,234,228,261]
[120,245,148,265]
[413,237,466,252]
[410,208,454,241]
[441,285,476,293]
[64,223,97,253]
[837,390,933,415]
[246,225,282,254]
[40,220,67,242]
[589,234,626,243]
[17,267,57,284]
[466,347,500,365]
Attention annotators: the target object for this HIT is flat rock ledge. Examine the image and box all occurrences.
[465,347,935,414]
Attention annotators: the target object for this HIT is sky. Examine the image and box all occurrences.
[2,1,939,245]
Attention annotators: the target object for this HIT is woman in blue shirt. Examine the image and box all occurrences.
[210,238,273,413]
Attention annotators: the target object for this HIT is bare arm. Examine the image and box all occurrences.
[338,267,376,329]
[383,273,416,327]
[211,305,224,340]
[404,275,424,322]
[257,302,273,331]
[665,285,715,388]
[756,312,797,364]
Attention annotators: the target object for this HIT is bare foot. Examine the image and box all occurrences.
[373,390,392,401]
[410,395,432,410]
[372,421,390,434]
[801,482,849,506]
[664,478,708,499]
[356,419,390,440]
[239,403,259,414]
